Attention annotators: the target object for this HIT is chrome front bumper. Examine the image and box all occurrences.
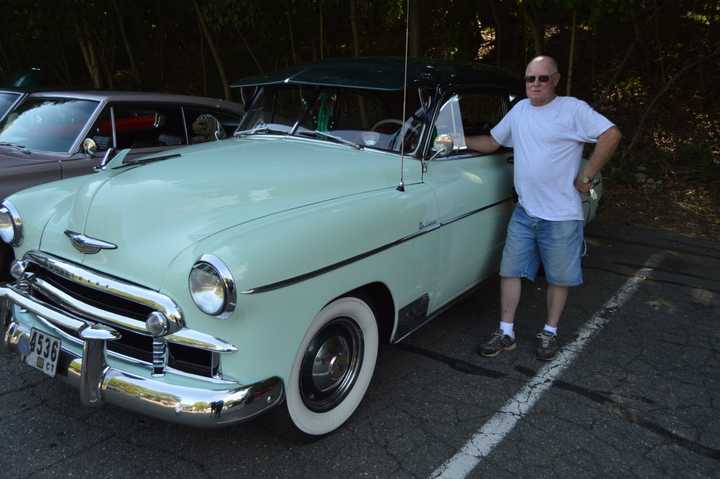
[0,286,284,427]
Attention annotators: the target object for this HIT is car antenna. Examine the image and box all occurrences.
[396,0,410,192]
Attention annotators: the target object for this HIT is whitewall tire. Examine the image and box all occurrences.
[284,296,379,436]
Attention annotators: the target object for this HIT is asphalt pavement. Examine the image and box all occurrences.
[1,221,718,478]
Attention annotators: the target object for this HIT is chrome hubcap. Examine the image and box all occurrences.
[312,335,351,392]
[300,317,363,412]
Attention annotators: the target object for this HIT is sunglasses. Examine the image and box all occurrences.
[524,74,555,83]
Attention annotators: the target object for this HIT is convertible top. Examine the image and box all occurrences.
[231,57,520,92]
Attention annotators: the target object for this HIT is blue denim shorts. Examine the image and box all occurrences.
[499,206,584,286]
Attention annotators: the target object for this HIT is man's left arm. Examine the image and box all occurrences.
[575,126,622,193]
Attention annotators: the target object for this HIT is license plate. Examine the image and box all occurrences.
[26,328,61,378]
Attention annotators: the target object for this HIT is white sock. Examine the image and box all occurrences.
[543,324,558,335]
[500,321,515,338]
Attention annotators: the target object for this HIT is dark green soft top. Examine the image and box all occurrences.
[231,57,519,92]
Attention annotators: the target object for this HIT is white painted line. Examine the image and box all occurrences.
[430,252,667,479]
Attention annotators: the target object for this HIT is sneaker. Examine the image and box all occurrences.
[536,331,559,361]
[478,330,517,357]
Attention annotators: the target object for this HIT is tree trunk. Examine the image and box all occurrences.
[239,31,264,74]
[596,40,636,106]
[622,48,720,163]
[409,0,421,57]
[53,30,73,86]
[286,1,298,64]
[488,0,502,65]
[193,0,230,100]
[200,32,207,96]
[350,0,360,57]
[319,0,325,60]
[566,8,577,96]
[75,21,102,88]
[350,0,366,125]
[111,0,140,85]
[0,39,7,76]
[521,2,544,56]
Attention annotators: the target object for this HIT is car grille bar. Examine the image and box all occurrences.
[25,250,184,331]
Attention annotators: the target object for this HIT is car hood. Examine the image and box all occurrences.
[0,148,67,200]
[40,136,408,289]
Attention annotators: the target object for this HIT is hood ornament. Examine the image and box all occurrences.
[65,230,117,254]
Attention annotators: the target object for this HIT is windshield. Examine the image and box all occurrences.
[237,86,426,154]
[0,97,98,152]
[0,92,21,119]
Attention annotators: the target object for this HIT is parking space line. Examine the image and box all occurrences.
[430,251,668,479]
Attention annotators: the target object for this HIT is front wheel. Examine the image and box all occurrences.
[284,296,379,437]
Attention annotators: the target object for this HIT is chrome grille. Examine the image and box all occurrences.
[21,253,219,378]
[26,263,154,321]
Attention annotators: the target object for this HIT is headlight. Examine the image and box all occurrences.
[188,255,236,318]
[0,201,22,246]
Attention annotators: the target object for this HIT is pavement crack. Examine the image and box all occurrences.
[612,261,720,283]
[584,233,720,261]
[393,344,507,379]
[582,265,720,294]
[512,366,720,462]
[0,381,43,398]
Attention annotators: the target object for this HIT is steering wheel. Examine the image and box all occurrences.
[371,119,403,133]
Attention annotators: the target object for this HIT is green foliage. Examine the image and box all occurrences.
[0,0,716,193]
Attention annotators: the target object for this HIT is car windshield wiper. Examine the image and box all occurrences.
[233,126,289,137]
[0,141,31,154]
[297,130,364,150]
[113,153,182,169]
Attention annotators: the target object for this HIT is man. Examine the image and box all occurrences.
[466,55,621,361]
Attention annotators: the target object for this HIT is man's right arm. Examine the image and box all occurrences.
[466,135,501,154]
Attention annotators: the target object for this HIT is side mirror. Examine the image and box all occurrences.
[432,134,454,157]
[82,138,98,156]
[422,135,454,174]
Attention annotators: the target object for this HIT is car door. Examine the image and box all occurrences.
[422,91,515,310]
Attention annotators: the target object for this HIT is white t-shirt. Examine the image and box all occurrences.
[491,96,614,221]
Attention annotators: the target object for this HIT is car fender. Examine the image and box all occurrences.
[161,182,440,384]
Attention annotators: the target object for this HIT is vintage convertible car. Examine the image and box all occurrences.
[0,58,601,437]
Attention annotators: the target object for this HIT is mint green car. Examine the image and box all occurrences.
[0,58,600,437]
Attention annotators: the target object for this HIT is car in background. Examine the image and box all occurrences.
[0,58,602,438]
[0,88,26,122]
[0,91,244,201]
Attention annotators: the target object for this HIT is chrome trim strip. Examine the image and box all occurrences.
[25,250,184,331]
[165,329,237,353]
[1,284,88,332]
[2,320,284,428]
[28,275,148,333]
[241,197,514,294]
